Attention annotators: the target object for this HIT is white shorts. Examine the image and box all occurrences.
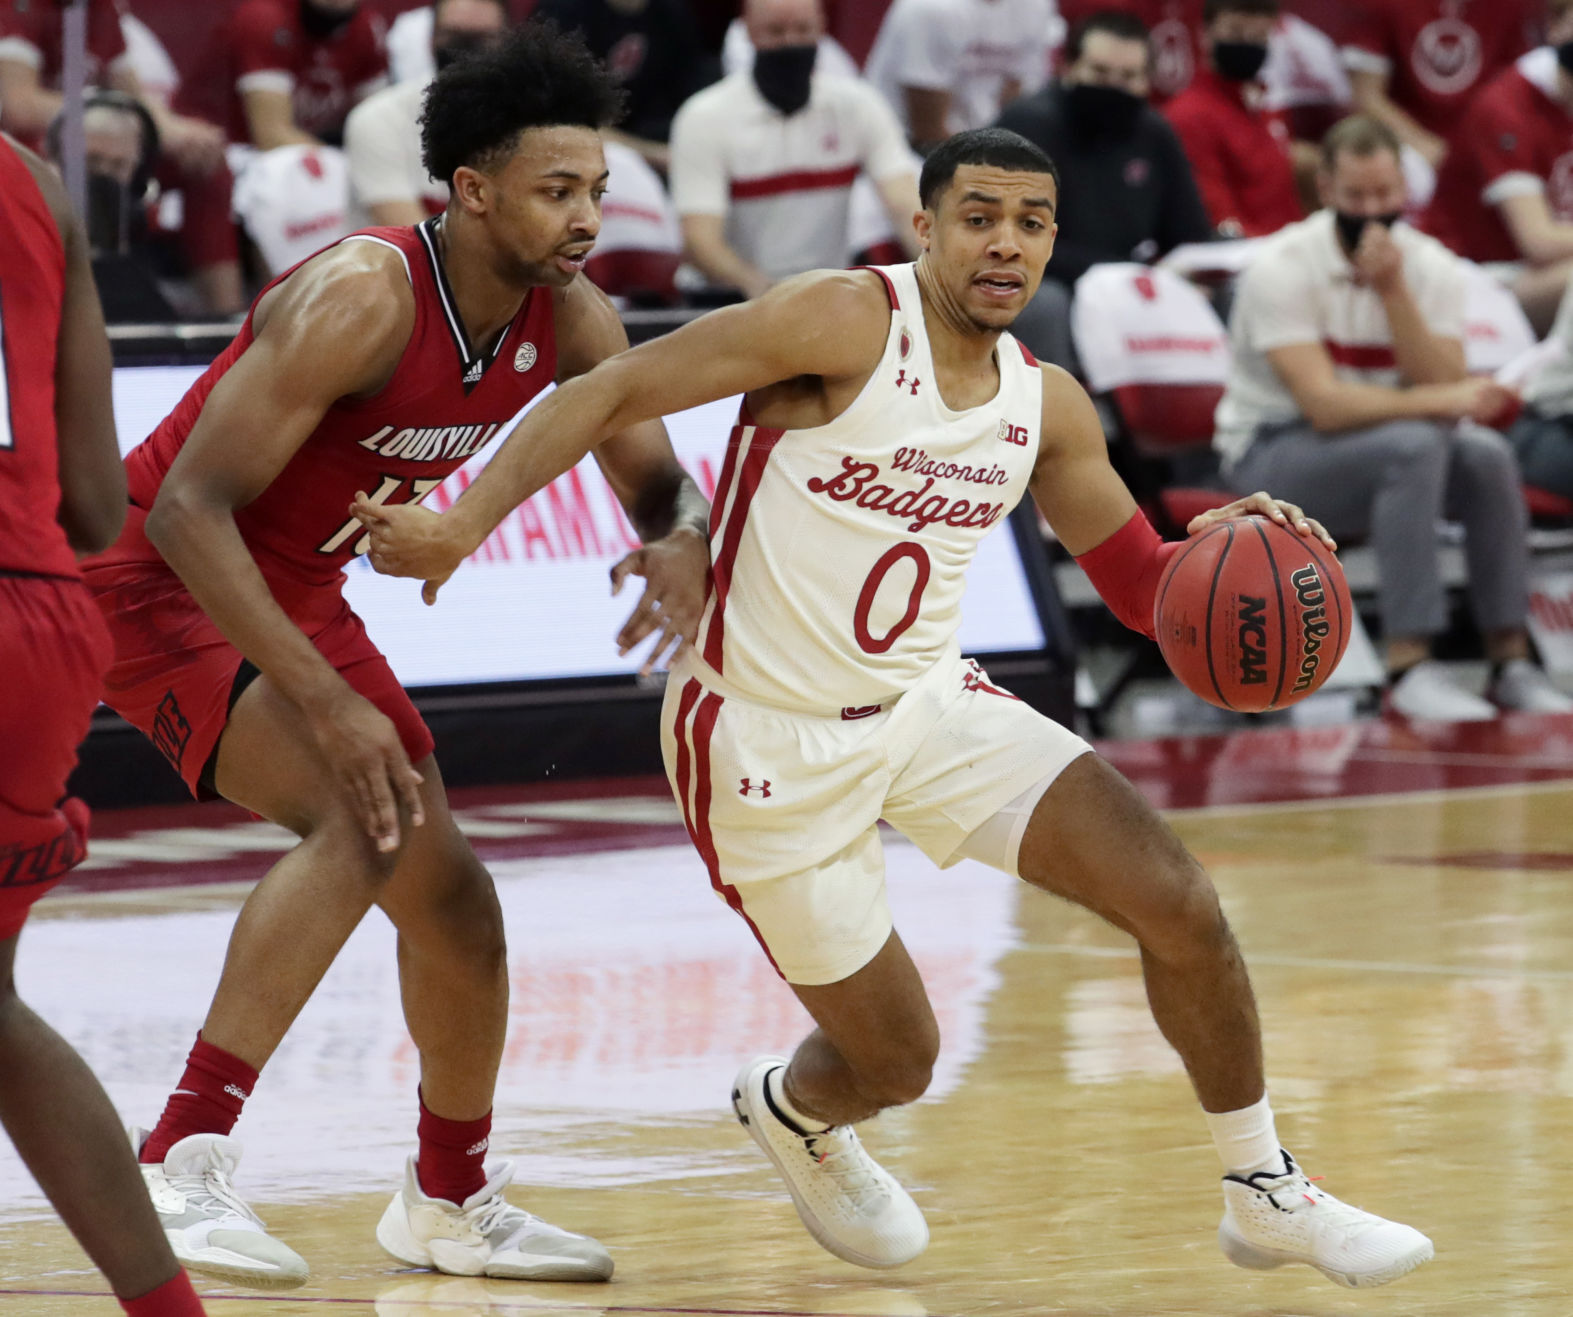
[661,649,1094,986]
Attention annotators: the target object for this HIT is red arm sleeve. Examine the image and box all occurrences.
[1073,510,1183,641]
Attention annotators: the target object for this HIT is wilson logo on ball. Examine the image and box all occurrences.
[1290,564,1332,694]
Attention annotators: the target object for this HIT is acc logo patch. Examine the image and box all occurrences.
[514,342,538,373]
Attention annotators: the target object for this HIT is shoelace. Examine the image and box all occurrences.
[463,1190,537,1242]
[801,1130,889,1211]
[1249,1173,1379,1243]
[170,1154,264,1228]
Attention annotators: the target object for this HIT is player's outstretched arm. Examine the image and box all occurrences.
[1029,366,1333,639]
[353,268,890,592]
[145,247,426,850]
[11,137,125,555]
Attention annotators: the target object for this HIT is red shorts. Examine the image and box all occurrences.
[81,507,434,800]
[0,574,113,939]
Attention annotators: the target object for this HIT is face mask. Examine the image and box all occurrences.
[434,32,494,72]
[299,0,356,40]
[1212,40,1268,82]
[1063,81,1144,138]
[1334,209,1402,252]
[1558,40,1573,76]
[752,43,817,115]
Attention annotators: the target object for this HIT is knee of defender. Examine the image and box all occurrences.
[1143,868,1231,963]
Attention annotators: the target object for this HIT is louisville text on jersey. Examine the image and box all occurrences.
[356,422,503,463]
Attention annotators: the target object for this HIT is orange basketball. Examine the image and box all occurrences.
[1153,515,1353,712]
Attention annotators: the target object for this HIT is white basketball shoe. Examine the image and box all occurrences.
[1219,1149,1433,1288]
[376,1155,613,1281]
[731,1056,929,1269]
[133,1128,309,1288]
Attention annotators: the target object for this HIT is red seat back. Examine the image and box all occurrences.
[1111,383,1224,456]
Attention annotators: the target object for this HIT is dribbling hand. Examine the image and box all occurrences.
[1185,491,1337,551]
[610,527,710,675]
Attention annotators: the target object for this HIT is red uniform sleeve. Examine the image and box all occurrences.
[1341,0,1394,63]
[89,0,127,71]
[1466,81,1545,195]
[1073,511,1183,641]
[229,0,297,82]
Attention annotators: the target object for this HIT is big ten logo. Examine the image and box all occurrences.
[996,419,1029,446]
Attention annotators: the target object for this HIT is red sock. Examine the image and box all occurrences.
[416,1091,491,1205]
[139,1036,258,1165]
[120,1270,206,1317]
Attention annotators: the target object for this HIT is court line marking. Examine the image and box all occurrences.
[1020,941,1573,982]
[0,1290,954,1317]
[1160,775,1573,818]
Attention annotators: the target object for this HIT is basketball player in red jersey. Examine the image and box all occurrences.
[0,134,207,1317]
[359,128,1434,1290]
[80,26,707,1287]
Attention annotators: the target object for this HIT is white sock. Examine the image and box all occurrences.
[766,1065,832,1134]
[1205,1094,1282,1177]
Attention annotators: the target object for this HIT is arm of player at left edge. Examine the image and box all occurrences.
[1028,365,1336,640]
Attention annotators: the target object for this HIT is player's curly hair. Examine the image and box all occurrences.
[421,20,626,185]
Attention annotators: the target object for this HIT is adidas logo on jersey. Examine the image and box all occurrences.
[463,360,485,385]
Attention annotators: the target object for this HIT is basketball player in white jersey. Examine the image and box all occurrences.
[353,128,1433,1289]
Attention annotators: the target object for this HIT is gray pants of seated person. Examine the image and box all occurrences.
[1008,277,1079,373]
[1226,418,1529,639]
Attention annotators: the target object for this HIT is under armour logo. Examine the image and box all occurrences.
[739,778,772,798]
[894,370,920,395]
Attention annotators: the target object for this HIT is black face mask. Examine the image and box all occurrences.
[753,43,817,116]
[1334,209,1402,252]
[1063,81,1144,139]
[1558,40,1573,75]
[434,32,494,73]
[1212,40,1268,82]
[299,0,356,40]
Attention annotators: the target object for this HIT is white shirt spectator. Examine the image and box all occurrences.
[1215,209,1467,465]
[344,75,445,218]
[720,18,858,79]
[387,4,436,86]
[670,70,915,282]
[865,0,1056,138]
[1260,14,1350,117]
[119,12,178,106]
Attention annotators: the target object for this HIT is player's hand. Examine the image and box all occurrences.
[609,526,710,675]
[352,493,463,605]
[1186,491,1337,551]
[304,686,425,853]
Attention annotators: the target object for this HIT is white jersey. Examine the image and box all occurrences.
[692,262,1044,715]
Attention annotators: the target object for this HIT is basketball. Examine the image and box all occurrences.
[1153,515,1352,712]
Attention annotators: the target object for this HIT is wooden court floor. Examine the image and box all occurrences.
[2,754,1571,1315]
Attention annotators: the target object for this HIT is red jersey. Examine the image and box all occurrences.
[1340,0,1538,139]
[175,0,387,145]
[1059,0,1203,100]
[124,217,557,601]
[1163,69,1301,237]
[0,136,78,580]
[1423,49,1573,263]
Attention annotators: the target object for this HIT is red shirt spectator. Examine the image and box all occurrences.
[1424,49,1573,263]
[176,0,388,147]
[1342,0,1538,163]
[1166,68,1301,235]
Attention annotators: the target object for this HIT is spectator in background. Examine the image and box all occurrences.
[177,0,388,150]
[1342,0,1538,172]
[997,10,1211,366]
[0,0,239,313]
[865,0,1057,150]
[1163,0,1302,237]
[1423,0,1573,332]
[1059,0,1201,99]
[670,0,919,299]
[1508,272,1573,498]
[1216,115,1568,721]
[533,0,715,172]
[45,89,176,321]
[345,0,507,225]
